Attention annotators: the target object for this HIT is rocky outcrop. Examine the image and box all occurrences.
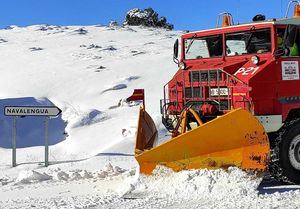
[124,8,173,30]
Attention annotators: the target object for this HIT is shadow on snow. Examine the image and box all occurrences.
[258,178,300,194]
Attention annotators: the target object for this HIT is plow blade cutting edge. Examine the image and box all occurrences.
[135,107,270,174]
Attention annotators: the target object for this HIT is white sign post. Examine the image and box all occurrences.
[12,117,16,167]
[44,117,49,167]
[4,106,62,167]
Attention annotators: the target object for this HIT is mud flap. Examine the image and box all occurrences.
[135,107,270,174]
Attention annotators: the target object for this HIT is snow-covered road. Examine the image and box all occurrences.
[1,157,300,209]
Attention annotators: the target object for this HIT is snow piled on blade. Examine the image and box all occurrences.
[118,167,262,207]
[128,166,261,199]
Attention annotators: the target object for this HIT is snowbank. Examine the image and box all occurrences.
[1,164,300,208]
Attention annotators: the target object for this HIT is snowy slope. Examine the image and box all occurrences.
[0,25,299,209]
[0,25,177,161]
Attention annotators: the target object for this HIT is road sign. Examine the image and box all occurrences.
[4,106,62,117]
[4,105,62,167]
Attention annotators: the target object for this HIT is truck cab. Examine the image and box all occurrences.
[162,15,300,134]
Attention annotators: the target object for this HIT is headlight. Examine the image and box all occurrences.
[179,62,186,70]
[251,56,259,65]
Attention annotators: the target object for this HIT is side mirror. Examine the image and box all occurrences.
[283,24,298,48]
[173,39,179,59]
[173,39,179,65]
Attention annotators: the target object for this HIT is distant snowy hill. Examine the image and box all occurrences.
[0,25,299,209]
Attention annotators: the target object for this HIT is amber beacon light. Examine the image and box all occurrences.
[294,4,300,17]
[222,15,232,27]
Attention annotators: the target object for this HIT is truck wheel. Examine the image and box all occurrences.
[276,120,300,183]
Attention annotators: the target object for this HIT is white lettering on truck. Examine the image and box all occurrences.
[234,67,260,76]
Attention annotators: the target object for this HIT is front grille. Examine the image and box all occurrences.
[185,87,202,98]
[189,69,222,82]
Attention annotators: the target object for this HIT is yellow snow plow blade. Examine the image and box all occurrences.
[135,107,270,174]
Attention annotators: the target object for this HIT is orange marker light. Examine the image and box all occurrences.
[294,5,300,17]
[222,15,232,27]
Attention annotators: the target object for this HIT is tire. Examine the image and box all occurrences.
[277,120,300,183]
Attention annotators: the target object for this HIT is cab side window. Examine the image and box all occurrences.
[226,29,271,56]
[277,26,300,57]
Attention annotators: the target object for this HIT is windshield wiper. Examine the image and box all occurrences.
[245,27,256,51]
[245,33,254,51]
[186,34,197,54]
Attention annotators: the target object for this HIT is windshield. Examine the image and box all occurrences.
[226,29,271,56]
[184,35,223,59]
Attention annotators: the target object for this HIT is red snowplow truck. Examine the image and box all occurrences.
[133,1,300,183]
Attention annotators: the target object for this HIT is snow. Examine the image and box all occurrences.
[1,164,300,208]
[0,24,299,208]
[127,8,148,18]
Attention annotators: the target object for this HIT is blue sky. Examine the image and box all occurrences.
[0,0,292,30]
